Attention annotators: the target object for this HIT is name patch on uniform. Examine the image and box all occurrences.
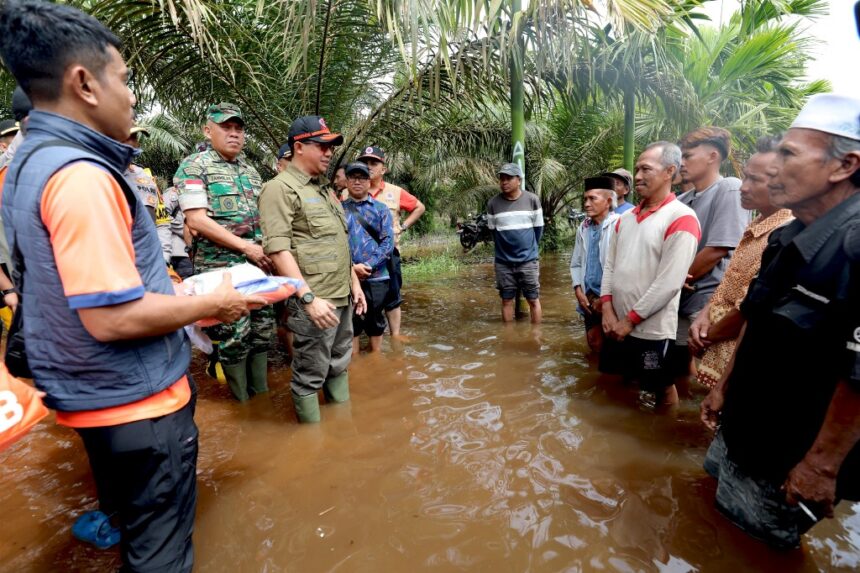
[304,197,322,204]
[209,174,236,184]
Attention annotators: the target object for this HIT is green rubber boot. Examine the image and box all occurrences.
[246,352,269,396]
[323,372,350,403]
[222,359,250,402]
[292,391,321,423]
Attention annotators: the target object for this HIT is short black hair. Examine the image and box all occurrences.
[0,0,122,102]
[754,134,783,154]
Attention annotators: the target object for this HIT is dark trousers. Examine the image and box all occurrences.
[170,256,194,280]
[76,396,199,573]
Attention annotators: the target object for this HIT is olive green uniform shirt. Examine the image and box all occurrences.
[259,163,352,306]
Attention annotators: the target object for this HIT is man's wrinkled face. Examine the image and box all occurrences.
[768,128,841,211]
[583,189,612,220]
[205,119,245,159]
[740,152,777,212]
[612,178,629,199]
[499,174,520,195]
[680,144,719,185]
[347,171,371,199]
[635,147,675,201]
[363,158,386,181]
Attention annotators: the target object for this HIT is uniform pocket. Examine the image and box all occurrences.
[296,242,339,274]
[209,182,243,217]
[304,207,338,238]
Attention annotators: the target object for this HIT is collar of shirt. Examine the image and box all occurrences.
[746,209,793,239]
[779,193,860,262]
[205,148,247,167]
[369,179,386,198]
[632,192,676,223]
[687,176,723,202]
[584,211,619,231]
[285,162,324,186]
[344,196,374,206]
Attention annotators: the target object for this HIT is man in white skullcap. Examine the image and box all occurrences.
[699,94,860,548]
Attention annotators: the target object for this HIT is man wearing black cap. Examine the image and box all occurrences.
[275,143,292,173]
[0,86,32,292]
[0,119,18,152]
[487,162,545,323]
[358,145,425,337]
[600,168,635,214]
[570,176,620,352]
[342,162,394,353]
[259,115,366,423]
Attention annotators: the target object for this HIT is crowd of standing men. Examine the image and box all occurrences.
[0,0,859,571]
[569,96,860,550]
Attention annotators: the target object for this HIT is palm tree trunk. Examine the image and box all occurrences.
[623,85,635,172]
[510,0,525,181]
[315,0,335,115]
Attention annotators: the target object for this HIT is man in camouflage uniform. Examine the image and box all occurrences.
[174,103,275,401]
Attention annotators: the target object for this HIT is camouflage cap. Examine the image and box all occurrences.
[206,102,244,125]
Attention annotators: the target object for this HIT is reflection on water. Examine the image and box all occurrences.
[2,254,859,572]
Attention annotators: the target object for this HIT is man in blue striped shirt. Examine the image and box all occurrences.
[485,163,544,323]
[342,162,394,352]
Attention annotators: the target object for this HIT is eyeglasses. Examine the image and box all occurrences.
[347,175,369,182]
[303,140,336,152]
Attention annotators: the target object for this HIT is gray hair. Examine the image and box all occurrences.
[826,133,860,186]
[603,189,618,210]
[643,141,682,172]
[755,134,783,154]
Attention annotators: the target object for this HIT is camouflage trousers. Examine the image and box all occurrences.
[194,254,272,364]
[204,306,275,365]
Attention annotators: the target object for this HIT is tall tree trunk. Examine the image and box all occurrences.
[510,0,525,182]
[315,0,335,115]
[623,85,635,172]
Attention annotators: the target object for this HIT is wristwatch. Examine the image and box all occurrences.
[300,292,315,305]
[1,288,18,297]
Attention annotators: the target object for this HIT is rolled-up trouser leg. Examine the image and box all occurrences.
[286,299,354,397]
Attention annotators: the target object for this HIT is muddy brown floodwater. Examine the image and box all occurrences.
[2,253,860,572]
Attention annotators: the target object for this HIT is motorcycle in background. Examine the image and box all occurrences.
[457,213,493,251]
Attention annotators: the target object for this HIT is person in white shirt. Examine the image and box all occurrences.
[599,142,701,407]
[570,176,620,353]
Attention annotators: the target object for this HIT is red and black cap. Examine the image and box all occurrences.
[289,115,343,147]
[357,145,386,163]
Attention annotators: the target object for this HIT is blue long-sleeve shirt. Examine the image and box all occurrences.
[343,196,394,282]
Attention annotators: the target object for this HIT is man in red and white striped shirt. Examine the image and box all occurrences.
[599,142,701,406]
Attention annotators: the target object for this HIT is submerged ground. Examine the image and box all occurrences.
[2,253,859,572]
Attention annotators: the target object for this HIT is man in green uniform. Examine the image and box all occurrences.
[259,115,366,423]
[174,103,275,401]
